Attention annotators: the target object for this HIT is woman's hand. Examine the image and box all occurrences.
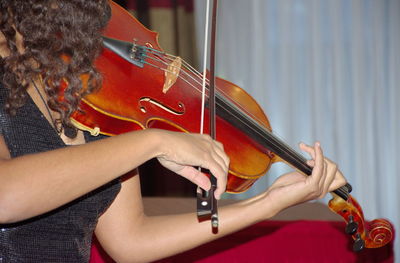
[154,130,230,199]
[263,142,347,217]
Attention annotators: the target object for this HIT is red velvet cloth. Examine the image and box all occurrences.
[90,220,394,263]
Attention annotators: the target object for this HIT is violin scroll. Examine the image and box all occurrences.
[328,193,394,251]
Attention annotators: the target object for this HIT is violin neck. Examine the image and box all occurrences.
[215,92,350,200]
[216,92,311,173]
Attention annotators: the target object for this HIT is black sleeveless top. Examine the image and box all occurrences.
[0,84,121,262]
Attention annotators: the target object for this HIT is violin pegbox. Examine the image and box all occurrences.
[328,193,394,251]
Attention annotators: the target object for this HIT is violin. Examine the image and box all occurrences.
[70,0,393,251]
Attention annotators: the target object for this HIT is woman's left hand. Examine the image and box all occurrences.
[263,142,347,217]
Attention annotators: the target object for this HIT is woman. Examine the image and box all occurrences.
[0,0,346,262]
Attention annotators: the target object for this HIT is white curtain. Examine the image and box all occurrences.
[195,0,399,258]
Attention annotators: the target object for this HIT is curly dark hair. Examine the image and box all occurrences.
[0,0,111,137]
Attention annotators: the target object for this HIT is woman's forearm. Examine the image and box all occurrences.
[97,142,347,263]
[107,193,271,263]
[0,129,161,223]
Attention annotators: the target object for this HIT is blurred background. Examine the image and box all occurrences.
[114,0,399,259]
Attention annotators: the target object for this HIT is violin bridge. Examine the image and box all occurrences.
[163,57,182,93]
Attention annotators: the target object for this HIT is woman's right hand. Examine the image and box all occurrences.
[154,130,230,200]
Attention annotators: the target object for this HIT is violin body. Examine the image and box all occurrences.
[72,1,275,193]
[70,0,393,251]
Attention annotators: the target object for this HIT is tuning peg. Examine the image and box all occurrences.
[353,234,365,252]
[345,215,358,235]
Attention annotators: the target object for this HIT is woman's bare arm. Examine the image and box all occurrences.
[95,172,270,263]
[95,142,346,263]
[0,129,228,223]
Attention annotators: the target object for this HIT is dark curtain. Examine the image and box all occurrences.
[115,0,197,67]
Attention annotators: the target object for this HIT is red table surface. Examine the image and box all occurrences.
[90,220,394,263]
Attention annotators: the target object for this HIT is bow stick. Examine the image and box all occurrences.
[197,0,219,231]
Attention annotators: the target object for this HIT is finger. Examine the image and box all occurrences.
[328,169,347,192]
[201,137,229,199]
[320,158,337,195]
[208,161,227,200]
[199,152,227,200]
[210,149,229,175]
[214,140,224,152]
[214,141,230,170]
[178,166,211,191]
[198,134,229,171]
[299,142,317,160]
[305,142,325,197]
[190,134,230,199]
[306,159,315,167]
[310,142,324,179]
[318,159,328,190]
[212,147,230,174]
[317,160,330,198]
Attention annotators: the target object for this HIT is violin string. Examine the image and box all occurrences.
[141,60,205,94]
[139,50,206,93]
[142,53,304,155]
[141,56,267,128]
[138,48,307,155]
[214,94,309,166]
[141,56,204,90]
[143,47,204,81]
[140,51,207,90]
[139,37,209,87]
[208,96,349,197]
[136,49,350,196]
[141,51,270,130]
[138,46,209,88]
[157,55,312,172]
[140,51,289,144]
[140,54,282,143]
